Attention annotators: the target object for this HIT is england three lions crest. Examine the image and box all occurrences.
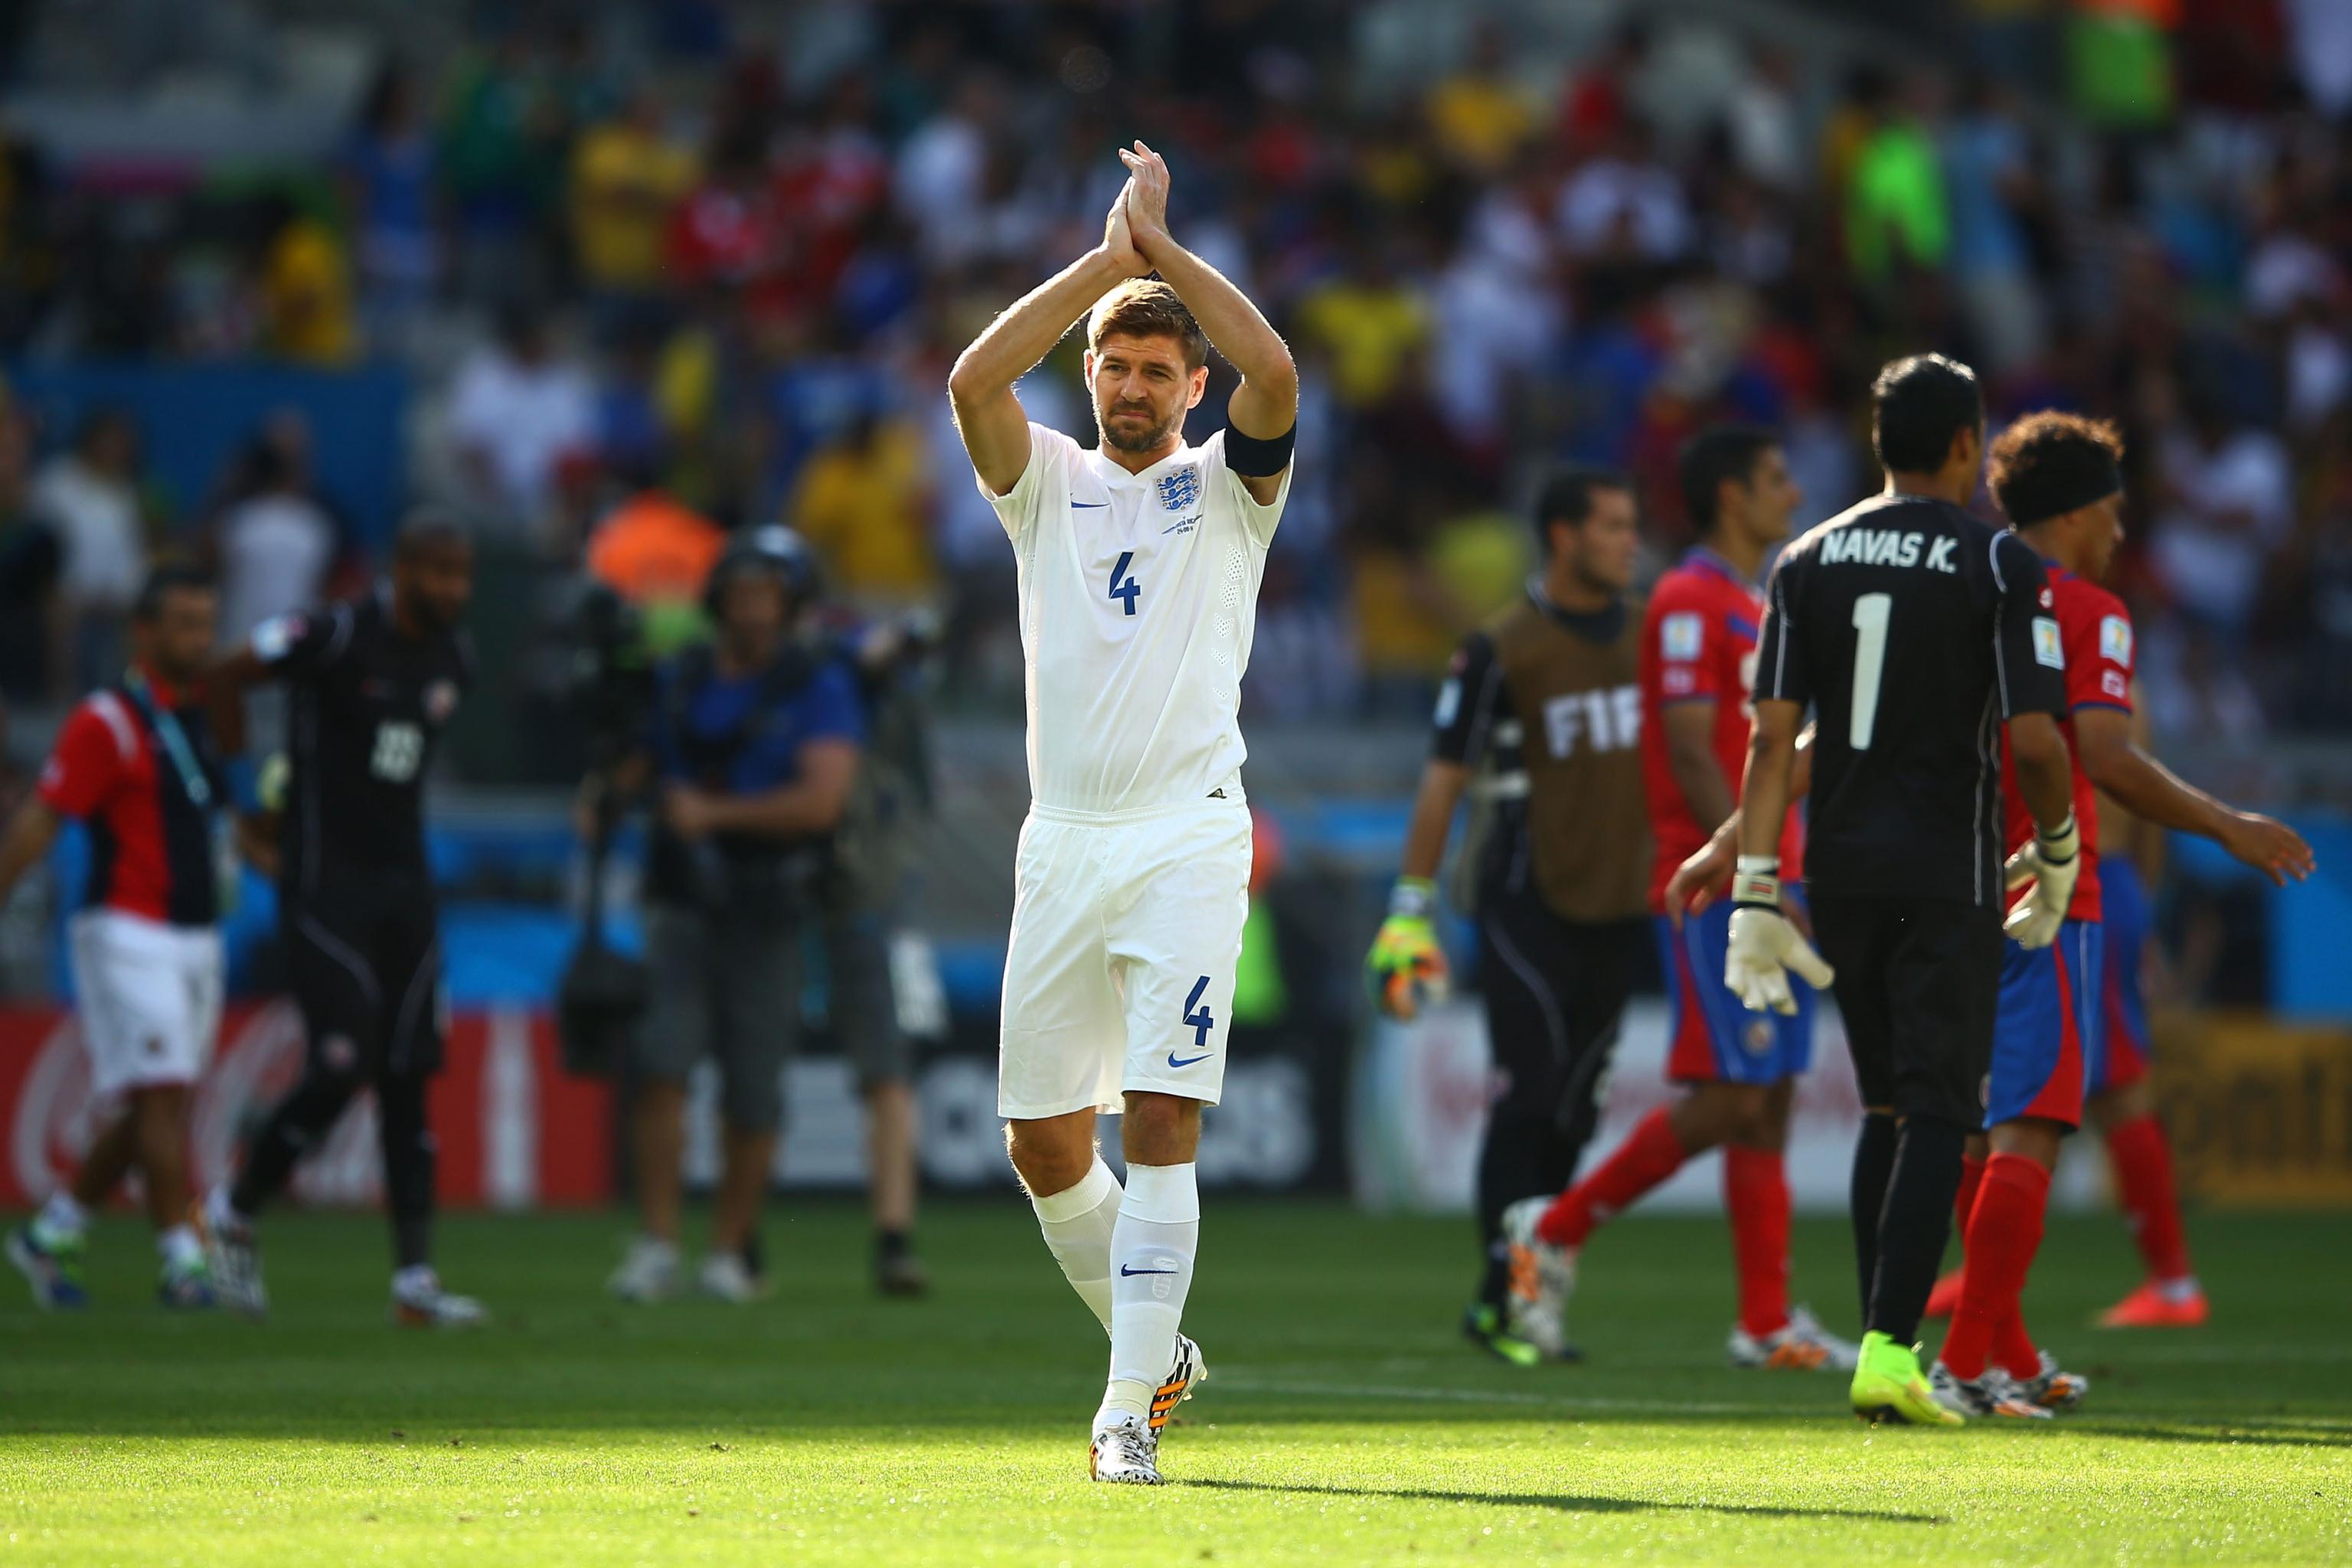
[1157,466,1201,512]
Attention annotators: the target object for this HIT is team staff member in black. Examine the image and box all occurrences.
[194,513,483,1328]
[1723,354,2079,1424]
[1367,469,1651,1365]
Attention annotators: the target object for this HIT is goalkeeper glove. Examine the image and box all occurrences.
[226,753,291,816]
[1367,877,1450,1021]
[256,753,289,815]
[1725,858,1835,1015]
[2002,812,2081,950]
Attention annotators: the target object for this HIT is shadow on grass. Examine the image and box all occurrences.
[1183,1478,1947,1526]
[2078,1421,2352,1450]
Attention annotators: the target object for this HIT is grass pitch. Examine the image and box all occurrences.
[2,1200,2347,1566]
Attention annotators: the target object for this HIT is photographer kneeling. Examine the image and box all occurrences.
[599,528,863,1303]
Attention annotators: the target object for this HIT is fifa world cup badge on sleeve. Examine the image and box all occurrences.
[2033,616,2064,669]
[2100,615,2132,667]
[1661,612,1704,662]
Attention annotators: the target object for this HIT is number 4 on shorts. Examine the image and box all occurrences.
[1181,975,1214,1048]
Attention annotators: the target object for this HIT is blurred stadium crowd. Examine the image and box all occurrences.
[2,0,2351,750]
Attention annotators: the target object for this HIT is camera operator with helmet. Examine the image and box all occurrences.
[603,526,864,1304]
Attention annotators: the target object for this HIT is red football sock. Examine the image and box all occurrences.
[1936,1153,2052,1381]
[1537,1108,1687,1248]
[1993,1307,2041,1383]
[1723,1145,1792,1338]
[2105,1113,2194,1283]
[1953,1154,1987,1246]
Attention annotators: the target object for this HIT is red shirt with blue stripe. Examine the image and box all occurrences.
[2000,561,2132,924]
[1639,547,1804,908]
[35,666,222,926]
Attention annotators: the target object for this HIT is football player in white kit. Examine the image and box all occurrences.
[949,142,1295,1485]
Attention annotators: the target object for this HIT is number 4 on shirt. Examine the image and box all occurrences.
[1109,551,1141,616]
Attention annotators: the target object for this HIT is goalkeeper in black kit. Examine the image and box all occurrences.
[1649,355,2082,1424]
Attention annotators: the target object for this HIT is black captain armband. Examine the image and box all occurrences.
[1223,423,1296,478]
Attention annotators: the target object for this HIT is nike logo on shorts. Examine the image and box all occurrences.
[1120,1263,1177,1276]
[1167,1050,1213,1069]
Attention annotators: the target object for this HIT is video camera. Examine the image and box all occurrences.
[557,582,655,1079]
[572,583,657,774]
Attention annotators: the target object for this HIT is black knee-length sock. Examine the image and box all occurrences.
[1850,1112,1900,1333]
[1866,1115,1966,1344]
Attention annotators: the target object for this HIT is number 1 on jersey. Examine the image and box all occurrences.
[1108,551,1140,616]
[1849,592,1891,750]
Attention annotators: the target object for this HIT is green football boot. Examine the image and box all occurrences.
[1462,1302,1544,1368]
[1850,1330,1964,1426]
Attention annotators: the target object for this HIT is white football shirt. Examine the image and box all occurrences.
[980,423,1291,815]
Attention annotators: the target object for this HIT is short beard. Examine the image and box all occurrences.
[1099,406,1180,454]
[1570,561,1622,600]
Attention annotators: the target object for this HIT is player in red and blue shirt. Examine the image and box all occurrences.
[1644,530,1811,1086]
[2082,783,2206,1325]
[0,566,226,1311]
[1933,414,2314,1416]
[1933,416,2127,1414]
[1987,561,2119,1122]
[1525,428,1854,1372]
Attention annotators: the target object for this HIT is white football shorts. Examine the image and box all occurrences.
[998,799,1253,1119]
[67,909,224,1099]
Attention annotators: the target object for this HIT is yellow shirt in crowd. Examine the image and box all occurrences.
[1426,74,1537,175]
[789,421,936,604]
[572,123,699,290]
[263,218,359,366]
[1296,281,1429,410]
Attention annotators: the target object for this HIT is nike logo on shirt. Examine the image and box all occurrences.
[1071,500,1108,508]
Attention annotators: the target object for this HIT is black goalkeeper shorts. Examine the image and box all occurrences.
[283,868,444,1081]
[1808,891,2004,1131]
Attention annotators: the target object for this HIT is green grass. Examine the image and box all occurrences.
[2,1201,2347,1566]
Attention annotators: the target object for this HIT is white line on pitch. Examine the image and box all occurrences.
[1214,1377,1792,1417]
[2076,1344,2352,1366]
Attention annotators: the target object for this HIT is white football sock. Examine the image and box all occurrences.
[1098,1161,1199,1429]
[36,1191,87,1240]
[156,1224,203,1269]
[1029,1157,1122,1334]
[205,1184,250,1229]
